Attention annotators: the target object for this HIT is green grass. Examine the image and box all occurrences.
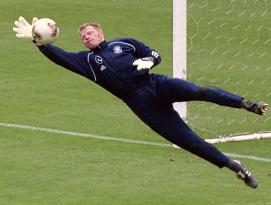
[0,0,271,204]
[1,128,271,205]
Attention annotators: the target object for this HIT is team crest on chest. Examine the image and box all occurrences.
[113,46,122,54]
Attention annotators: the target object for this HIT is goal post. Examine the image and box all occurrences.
[173,0,187,121]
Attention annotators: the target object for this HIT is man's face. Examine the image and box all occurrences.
[79,25,104,49]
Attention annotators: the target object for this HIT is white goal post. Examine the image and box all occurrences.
[172,0,271,143]
[173,0,187,121]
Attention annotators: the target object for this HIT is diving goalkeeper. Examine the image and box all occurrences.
[13,16,268,189]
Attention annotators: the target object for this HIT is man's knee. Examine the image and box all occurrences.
[194,86,209,97]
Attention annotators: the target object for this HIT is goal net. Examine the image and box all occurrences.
[175,0,271,141]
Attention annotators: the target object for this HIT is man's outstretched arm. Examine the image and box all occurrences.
[36,44,89,77]
[13,16,94,80]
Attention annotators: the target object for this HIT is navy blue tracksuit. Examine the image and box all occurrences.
[38,38,243,168]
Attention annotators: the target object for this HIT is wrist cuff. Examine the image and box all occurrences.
[32,40,43,47]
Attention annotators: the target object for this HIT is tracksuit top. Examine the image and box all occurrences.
[38,38,161,101]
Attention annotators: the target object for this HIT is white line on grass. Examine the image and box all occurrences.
[0,123,172,147]
[1,122,271,163]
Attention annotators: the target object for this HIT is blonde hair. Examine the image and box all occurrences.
[78,23,103,34]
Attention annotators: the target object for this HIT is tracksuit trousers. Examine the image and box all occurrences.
[125,74,243,168]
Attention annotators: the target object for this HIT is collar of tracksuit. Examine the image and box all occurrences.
[91,40,108,53]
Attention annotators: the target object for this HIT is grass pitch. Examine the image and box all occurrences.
[1,0,271,204]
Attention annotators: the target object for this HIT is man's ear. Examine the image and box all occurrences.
[99,31,104,41]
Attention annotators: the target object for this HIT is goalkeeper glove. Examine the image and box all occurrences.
[13,16,38,40]
[133,57,154,71]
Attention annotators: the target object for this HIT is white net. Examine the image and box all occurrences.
[187,0,271,138]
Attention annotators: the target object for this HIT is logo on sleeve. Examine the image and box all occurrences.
[113,46,122,54]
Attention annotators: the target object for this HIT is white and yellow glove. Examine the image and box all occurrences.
[132,57,154,71]
[13,16,38,40]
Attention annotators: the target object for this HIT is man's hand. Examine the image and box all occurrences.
[13,16,38,40]
[133,57,154,71]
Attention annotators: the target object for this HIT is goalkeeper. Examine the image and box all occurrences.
[13,16,268,189]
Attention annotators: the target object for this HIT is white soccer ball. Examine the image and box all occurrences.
[32,18,59,45]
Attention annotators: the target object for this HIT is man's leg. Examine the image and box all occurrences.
[127,94,230,168]
[158,76,268,114]
[128,96,258,188]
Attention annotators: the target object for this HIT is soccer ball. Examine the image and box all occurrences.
[32,18,59,45]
